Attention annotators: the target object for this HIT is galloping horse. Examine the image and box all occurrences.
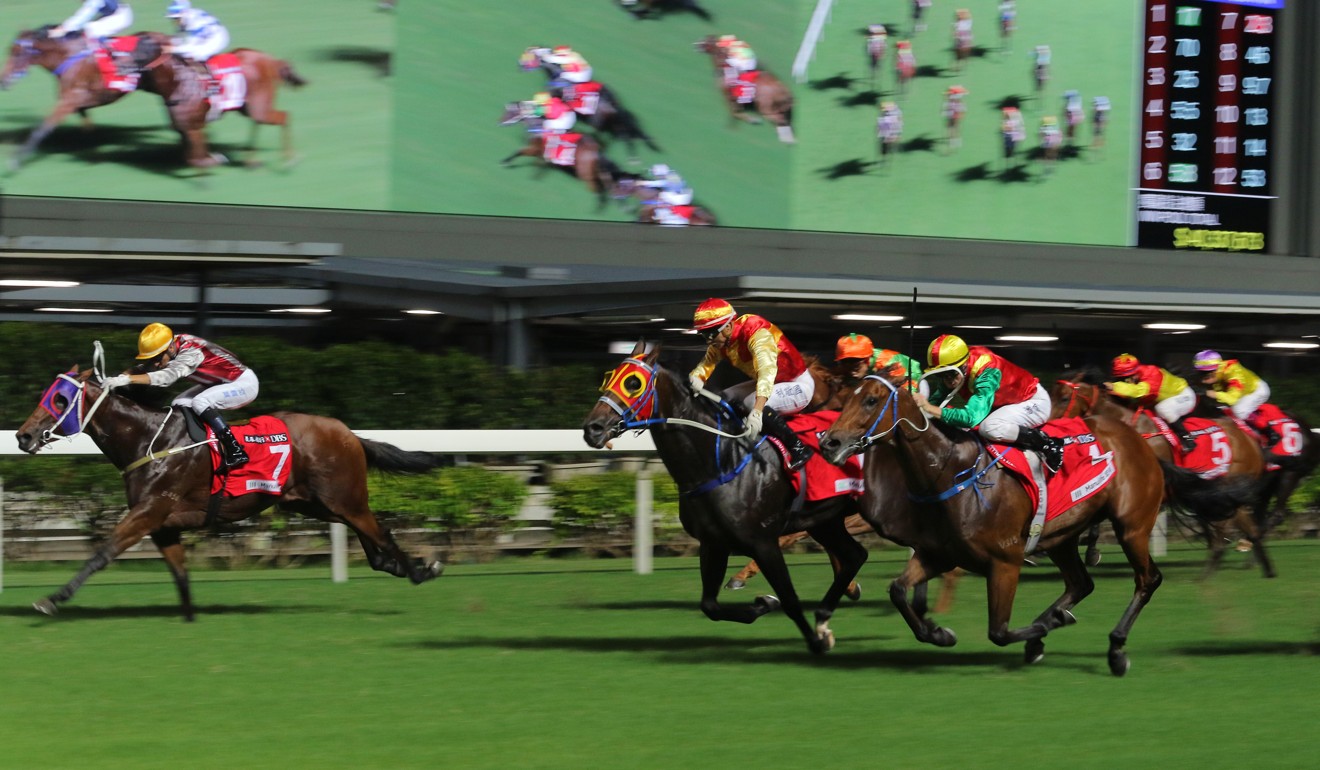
[1,26,139,170]
[14,365,443,621]
[694,36,795,143]
[519,48,659,160]
[611,177,718,226]
[1051,369,1274,577]
[133,32,306,168]
[582,342,867,654]
[499,103,618,207]
[819,371,1239,675]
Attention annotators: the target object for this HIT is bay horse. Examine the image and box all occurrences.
[132,32,306,168]
[819,372,1240,675]
[611,177,718,226]
[14,366,443,621]
[519,48,660,160]
[694,36,795,143]
[500,103,618,207]
[1050,369,1276,577]
[1,26,139,170]
[582,341,867,654]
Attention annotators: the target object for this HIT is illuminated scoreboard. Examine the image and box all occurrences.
[1136,0,1282,251]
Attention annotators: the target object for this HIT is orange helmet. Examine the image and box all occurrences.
[692,298,737,331]
[926,334,970,374]
[1111,353,1141,378]
[836,333,875,362]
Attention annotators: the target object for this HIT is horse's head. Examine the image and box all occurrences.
[1049,367,1106,420]
[819,374,908,464]
[693,35,719,56]
[499,100,534,126]
[519,46,552,73]
[0,28,70,88]
[14,367,106,453]
[583,339,663,448]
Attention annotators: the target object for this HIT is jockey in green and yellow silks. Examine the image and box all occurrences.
[834,333,922,391]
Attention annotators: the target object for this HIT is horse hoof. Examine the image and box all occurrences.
[1024,638,1045,664]
[33,598,58,617]
[931,627,957,647]
[755,594,781,613]
[1108,649,1131,677]
[1059,609,1078,627]
[813,624,836,654]
[846,582,862,602]
[425,560,444,578]
[724,577,746,590]
[1085,549,1102,567]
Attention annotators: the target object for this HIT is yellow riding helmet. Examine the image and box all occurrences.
[835,333,875,362]
[926,334,970,374]
[136,322,175,359]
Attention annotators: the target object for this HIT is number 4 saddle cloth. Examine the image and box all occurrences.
[988,418,1116,523]
[208,415,294,496]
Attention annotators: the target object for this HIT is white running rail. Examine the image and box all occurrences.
[793,0,837,83]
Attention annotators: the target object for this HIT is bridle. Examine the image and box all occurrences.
[1054,378,1099,418]
[837,374,932,454]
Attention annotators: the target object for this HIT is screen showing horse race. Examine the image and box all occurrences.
[0,0,1285,250]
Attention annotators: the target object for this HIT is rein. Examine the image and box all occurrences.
[844,374,932,453]
[1055,378,1100,417]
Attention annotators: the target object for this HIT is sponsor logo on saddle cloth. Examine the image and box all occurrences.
[1146,413,1233,478]
[544,132,582,166]
[730,71,759,104]
[93,36,141,92]
[204,53,247,118]
[562,81,602,115]
[989,418,1116,522]
[772,412,865,501]
[208,415,293,496]
[655,205,695,226]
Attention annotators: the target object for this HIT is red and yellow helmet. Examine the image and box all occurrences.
[1111,353,1141,378]
[926,334,970,374]
[136,322,175,359]
[835,333,875,362]
[692,298,737,331]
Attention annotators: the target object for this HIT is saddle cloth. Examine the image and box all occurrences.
[772,411,865,501]
[208,415,294,496]
[990,417,1116,522]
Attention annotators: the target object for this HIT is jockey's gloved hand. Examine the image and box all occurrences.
[102,374,132,390]
[689,374,706,395]
[745,409,764,438]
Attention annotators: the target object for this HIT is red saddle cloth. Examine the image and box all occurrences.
[989,418,1116,521]
[208,416,294,496]
[728,70,760,102]
[563,81,602,114]
[203,52,247,113]
[1247,403,1304,459]
[543,132,582,166]
[774,412,865,501]
[1139,410,1234,478]
[93,36,140,92]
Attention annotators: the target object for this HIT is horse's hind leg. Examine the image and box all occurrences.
[984,559,1049,651]
[742,542,833,653]
[697,543,783,630]
[150,529,195,622]
[727,530,807,590]
[889,553,957,646]
[345,513,443,584]
[1106,512,1164,676]
[804,515,869,644]
[1083,522,1103,565]
[1022,541,1094,664]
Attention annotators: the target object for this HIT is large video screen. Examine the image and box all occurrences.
[1,0,1283,250]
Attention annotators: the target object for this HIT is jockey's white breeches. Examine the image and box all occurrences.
[658,188,693,206]
[560,68,592,84]
[84,6,134,39]
[174,26,230,63]
[173,368,259,413]
[741,369,816,415]
[976,383,1051,442]
[1154,386,1197,423]
[1228,381,1270,421]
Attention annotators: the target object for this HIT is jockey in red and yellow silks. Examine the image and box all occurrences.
[1193,349,1270,422]
[689,298,813,469]
[1108,353,1196,451]
[917,334,1062,470]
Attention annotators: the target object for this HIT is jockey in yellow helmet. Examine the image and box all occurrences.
[689,298,813,469]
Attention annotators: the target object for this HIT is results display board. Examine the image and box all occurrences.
[1136,0,1283,251]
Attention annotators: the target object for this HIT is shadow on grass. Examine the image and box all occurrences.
[0,602,375,621]
[312,46,392,78]
[1172,640,1320,656]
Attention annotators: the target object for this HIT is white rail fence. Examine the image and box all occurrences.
[0,430,658,593]
[793,0,837,83]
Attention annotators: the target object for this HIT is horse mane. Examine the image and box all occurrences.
[1063,365,1108,386]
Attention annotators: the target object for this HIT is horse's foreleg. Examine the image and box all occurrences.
[150,529,195,622]
[984,558,1048,652]
[12,101,81,170]
[745,543,831,653]
[1083,521,1103,565]
[888,553,957,646]
[697,542,780,626]
[727,530,811,590]
[1234,507,1276,579]
[804,516,869,642]
[36,505,168,617]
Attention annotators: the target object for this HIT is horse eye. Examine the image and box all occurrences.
[864,396,879,408]
[622,374,644,396]
[53,395,68,412]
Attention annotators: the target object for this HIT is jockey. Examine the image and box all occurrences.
[530,91,576,132]
[834,333,923,391]
[50,0,134,42]
[877,101,903,151]
[546,45,592,84]
[689,298,814,470]
[717,34,757,85]
[1107,353,1197,452]
[101,322,258,469]
[165,0,230,81]
[636,163,694,207]
[1194,350,1273,426]
[916,334,1063,471]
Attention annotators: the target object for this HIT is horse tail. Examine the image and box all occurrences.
[279,61,309,88]
[359,438,440,475]
[1159,460,1260,522]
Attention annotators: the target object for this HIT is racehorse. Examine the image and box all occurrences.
[519,48,660,160]
[1050,369,1277,577]
[694,36,795,143]
[582,341,867,654]
[14,365,444,621]
[1,26,139,171]
[611,176,718,226]
[620,0,713,21]
[637,202,718,226]
[865,28,888,88]
[819,370,1240,675]
[499,103,619,207]
[132,32,306,168]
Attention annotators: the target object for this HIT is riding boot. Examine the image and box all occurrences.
[1169,417,1197,454]
[200,408,249,469]
[1016,427,1064,473]
[762,407,813,471]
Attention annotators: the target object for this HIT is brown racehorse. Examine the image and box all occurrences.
[694,36,795,143]
[133,32,305,168]
[14,367,443,621]
[583,342,868,654]
[500,103,618,207]
[1051,369,1272,577]
[637,202,718,226]
[819,371,1240,675]
[1,27,138,170]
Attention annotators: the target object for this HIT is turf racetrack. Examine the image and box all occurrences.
[0,0,394,210]
[2,542,1317,767]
